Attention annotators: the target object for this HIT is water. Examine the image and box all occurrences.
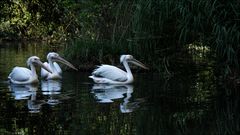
[0,42,239,134]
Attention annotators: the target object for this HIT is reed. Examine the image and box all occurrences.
[63,0,240,75]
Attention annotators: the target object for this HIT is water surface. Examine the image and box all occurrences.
[0,42,239,134]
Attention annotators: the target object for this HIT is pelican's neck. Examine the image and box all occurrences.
[30,64,37,77]
[49,59,57,73]
[123,61,133,82]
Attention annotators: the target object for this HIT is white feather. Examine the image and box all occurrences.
[41,62,62,79]
[92,65,127,82]
[53,62,62,74]
[41,52,77,80]
[89,55,148,84]
[41,62,50,79]
[8,67,31,82]
[8,56,49,84]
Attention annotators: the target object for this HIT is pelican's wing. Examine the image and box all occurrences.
[41,62,50,78]
[92,65,127,82]
[53,62,62,74]
[8,67,31,81]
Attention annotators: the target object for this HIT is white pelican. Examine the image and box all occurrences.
[41,52,78,80]
[89,55,148,84]
[8,56,52,85]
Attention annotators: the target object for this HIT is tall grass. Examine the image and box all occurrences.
[64,39,126,66]
[65,0,240,76]
[65,0,179,73]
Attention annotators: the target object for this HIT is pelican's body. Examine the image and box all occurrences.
[41,62,62,79]
[41,52,77,80]
[89,55,148,84]
[8,56,52,85]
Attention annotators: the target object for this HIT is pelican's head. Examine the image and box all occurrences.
[47,52,78,70]
[27,56,52,73]
[47,52,59,60]
[120,55,133,63]
[120,55,148,69]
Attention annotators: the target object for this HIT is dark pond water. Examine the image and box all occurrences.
[0,42,239,135]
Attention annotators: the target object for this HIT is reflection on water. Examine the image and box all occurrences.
[27,91,45,113]
[92,84,143,113]
[41,80,62,106]
[9,84,37,100]
[91,84,133,103]
[120,92,145,114]
[9,84,45,113]
[91,84,144,113]
[1,42,240,134]
[9,80,63,113]
[41,80,62,95]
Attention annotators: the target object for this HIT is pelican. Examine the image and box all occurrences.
[41,52,78,80]
[89,55,148,84]
[8,56,52,85]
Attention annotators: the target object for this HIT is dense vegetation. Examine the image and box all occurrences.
[1,1,240,134]
[0,0,240,77]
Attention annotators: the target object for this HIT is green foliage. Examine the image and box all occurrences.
[176,0,240,76]
[64,39,124,66]
[0,0,239,75]
[0,0,81,41]
[92,0,240,75]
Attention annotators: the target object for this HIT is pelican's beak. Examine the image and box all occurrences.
[36,60,53,73]
[130,58,149,70]
[54,56,78,70]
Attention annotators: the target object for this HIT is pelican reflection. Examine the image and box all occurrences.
[91,84,144,113]
[91,84,133,103]
[9,84,45,113]
[41,80,62,94]
[120,95,145,113]
[41,80,62,105]
[9,84,37,100]
[27,91,45,113]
